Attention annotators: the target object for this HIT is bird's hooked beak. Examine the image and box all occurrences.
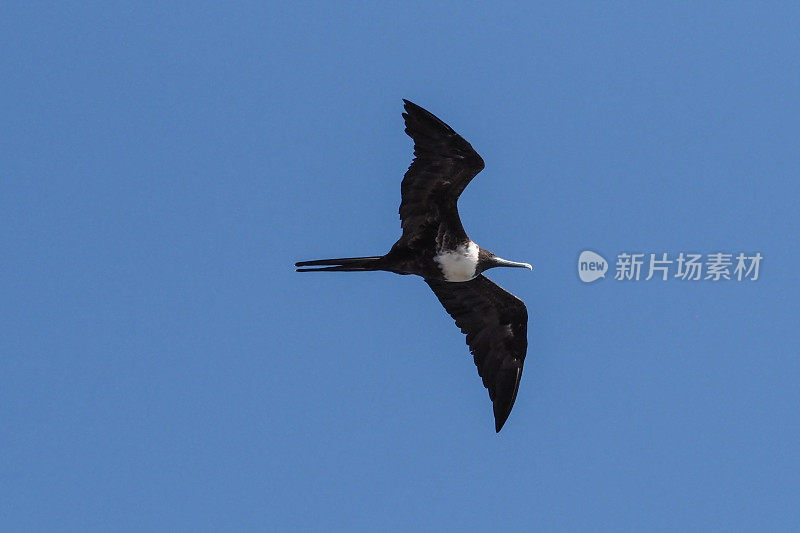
[493,257,533,270]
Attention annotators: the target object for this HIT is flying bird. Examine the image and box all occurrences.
[296,100,532,432]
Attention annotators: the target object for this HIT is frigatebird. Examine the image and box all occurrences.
[296,100,532,432]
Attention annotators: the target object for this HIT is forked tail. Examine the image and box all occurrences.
[295,256,384,272]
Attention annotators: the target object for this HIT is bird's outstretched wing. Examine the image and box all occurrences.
[399,100,485,248]
[425,275,528,432]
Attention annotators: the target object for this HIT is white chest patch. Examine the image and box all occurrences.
[434,242,479,282]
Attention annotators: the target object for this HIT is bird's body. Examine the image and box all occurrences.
[433,241,480,282]
[296,100,532,432]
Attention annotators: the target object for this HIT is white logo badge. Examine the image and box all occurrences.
[578,250,608,283]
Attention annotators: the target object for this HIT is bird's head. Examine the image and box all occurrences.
[478,248,533,274]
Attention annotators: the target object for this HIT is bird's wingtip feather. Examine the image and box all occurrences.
[494,409,510,432]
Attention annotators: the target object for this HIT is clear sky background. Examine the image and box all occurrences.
[2,2,799,531]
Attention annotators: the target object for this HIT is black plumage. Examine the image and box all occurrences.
[296,100,532,431]
[426,276,527,432]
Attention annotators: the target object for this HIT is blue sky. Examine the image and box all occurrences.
[2,2,799,531]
